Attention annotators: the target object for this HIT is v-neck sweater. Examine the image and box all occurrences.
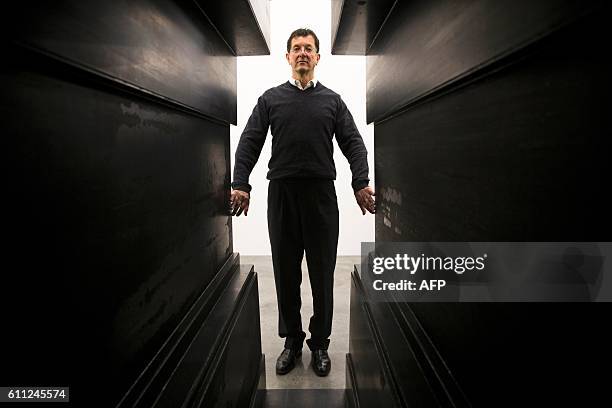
[232,81,369,193]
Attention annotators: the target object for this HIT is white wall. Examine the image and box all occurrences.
[230,0,374,255]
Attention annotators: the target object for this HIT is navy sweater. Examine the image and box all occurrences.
[231,81,369,193]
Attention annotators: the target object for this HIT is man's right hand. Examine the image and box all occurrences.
[230,189,250,216]
[355,186,376,215]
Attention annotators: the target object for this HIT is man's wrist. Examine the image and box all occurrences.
[231,182,252,193]
[352,179,369,192]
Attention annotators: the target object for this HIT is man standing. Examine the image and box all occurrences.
[230,28,375,377]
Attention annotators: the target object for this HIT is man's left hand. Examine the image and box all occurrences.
[230,189,250,216]
[355,186,376,215]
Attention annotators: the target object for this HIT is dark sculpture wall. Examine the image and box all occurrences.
[375,17,610,241]
[334,1,611,407]
[362,0,604,123]
[9,0,238,123]
[2,1,269,406]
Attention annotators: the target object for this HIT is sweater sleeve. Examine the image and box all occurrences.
[231,94,270,193]
[334,96,370,192]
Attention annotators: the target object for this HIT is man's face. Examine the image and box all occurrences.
[286,35,320,76]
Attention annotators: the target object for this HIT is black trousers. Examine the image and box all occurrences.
[268,178,339,351]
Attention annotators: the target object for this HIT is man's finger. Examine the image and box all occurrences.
[236,205,244,216]
[233,200,243,215]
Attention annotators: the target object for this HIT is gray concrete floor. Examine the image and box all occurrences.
[241,255,359,390]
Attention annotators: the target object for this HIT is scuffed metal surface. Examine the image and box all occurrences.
[3,52,232,404]
[10,0,237,124]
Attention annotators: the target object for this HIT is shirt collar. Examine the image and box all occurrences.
[289,77,318,90]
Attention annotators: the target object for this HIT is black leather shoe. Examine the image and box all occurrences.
[311,349,331,376]
[276,348,302,375]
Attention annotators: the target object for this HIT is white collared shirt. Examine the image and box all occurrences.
[289,77,318,90]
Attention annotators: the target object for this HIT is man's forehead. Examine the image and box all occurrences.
[290,35,316,46]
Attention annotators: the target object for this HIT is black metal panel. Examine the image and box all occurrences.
[150,265,262,408]
[259,389,347,408]
[194,265,262,408]
[196,0,271,56]
[331,0,396,55]
[349,274,612,407]
[2,43,232,406]
[405,302,612,407]
[368,4,612,407]
[361,295,442,406]
[347,269,403,408]
[349,265,468,408]
[345,356,358,408]
[366,0,603,122]
[375,10,611,242]
[8,0,237,124]
[116,261,263,408]
[251,355,267,408]
[115,254,241,407]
